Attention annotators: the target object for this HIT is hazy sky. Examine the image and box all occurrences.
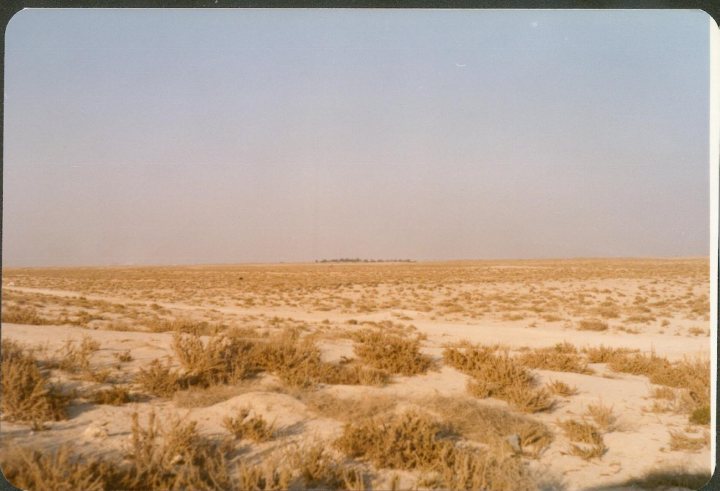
[3,9,713,266]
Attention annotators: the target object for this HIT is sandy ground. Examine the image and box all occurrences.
[0,259,713,490]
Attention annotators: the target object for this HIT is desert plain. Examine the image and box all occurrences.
[0,258,713,490]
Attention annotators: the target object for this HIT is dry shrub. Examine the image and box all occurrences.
[617,465,711,490]
[90,386,134,405]
[2,305,55,325]
[689,405,710,425]
[422,396,553,458]
[1,339,69,425]
[0,446,110,491]
[135,359,187,397]
[114,350,133,362]
[582,345,637,364]
[172,333,259,386]
[577,319,608,331]
[546,380,578,396]
[258,330,388,388]
[558,419,603,445]
[147,318,225,336]
[300,391,397,422]
[289,445,366,491]
[610,352,709,420]
[335,411,535,491]
[119,411,234,490]
[54,335,100,373]
[223,408,275,442]
[668,430,710,452]
[568,443,607,461]
[444,343,553,413]
[236,461,292,491]
[352,330,432,376]
[585,402,617,431]
[516,343,591,374]
[335,411,455,470]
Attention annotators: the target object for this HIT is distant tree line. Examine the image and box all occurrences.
[315,258,415,263]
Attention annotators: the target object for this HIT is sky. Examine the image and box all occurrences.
[2,9,713,266]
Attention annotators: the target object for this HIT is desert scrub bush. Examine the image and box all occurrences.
[443,343,553,413]
[422,396,553,458]
[223,408,275,442]
[335,411,535,491]
[689,405,711,425]
[335,411,455,471]
[546,380,578,397]
[119,411,234,490]
[0,446,111,491]
[1,339,70,426]
[135,359,187,397]
[236,461,292,491]
[172,332,259,386]
[609,352,709,419]
[299,392,397,422]
[582,345,638,364]
[352,330,432,376]
[577,319,609,331]
[90,385,134,405]
[558,419,607,461]
[289,444,366,491]
[516,343,592,374]
[668,430,710,452]
[52,335,100,374]
[585,402,617,431]
[148,318,225,336]
[1,305,54,325]
[114,350,133,362]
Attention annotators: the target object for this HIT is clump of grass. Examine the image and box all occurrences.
[335,411,454,470]
[689,405,710,425]
[582,345,637,364]
[54,335,100,374]
[1,305,54,325]
[236,461,292,491]
[223,408,275,442]
[516,343,592,374]
[90,386,134,406]
[114,350,133,362]
[135,359,187,397]
[300,392,397,422]
[558,419,603,445]
[172,333,259,386]
[668,430,710,452]
[546,380,578,396]
[585,402,617,431]
[289,444,366,491]
[336,411,535,491]
[0,446,111,491]
[577,319,608,331]
[558,419,606,461]
[1,339,70,426]
[444,343,553,413]
[352,330,432,376]
[422,396,553,458]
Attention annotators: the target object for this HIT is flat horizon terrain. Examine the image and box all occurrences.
[0,258,713,490]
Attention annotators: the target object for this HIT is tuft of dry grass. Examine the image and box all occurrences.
[546,380,578,397]
[585,402,617,431]
[1,339,70,426]
[444,343,553,413]
[352,330,432,376]
[1,305,54,325]
[582,345,637,364]
[289,444,366,491]
[236,461,292,491]
[114,350,133,363]
[135,359,187,397]
[558,419,603,445]
[299,391,397,422]
[516,343,592,374]
[223,408,275,442]
[335,410,535,491]
[0,446,110,491]
[172,332,259,386]
[421,395,553,458]
[668,430,710,452]
[577,319,609,331]
[90,386,134,406]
